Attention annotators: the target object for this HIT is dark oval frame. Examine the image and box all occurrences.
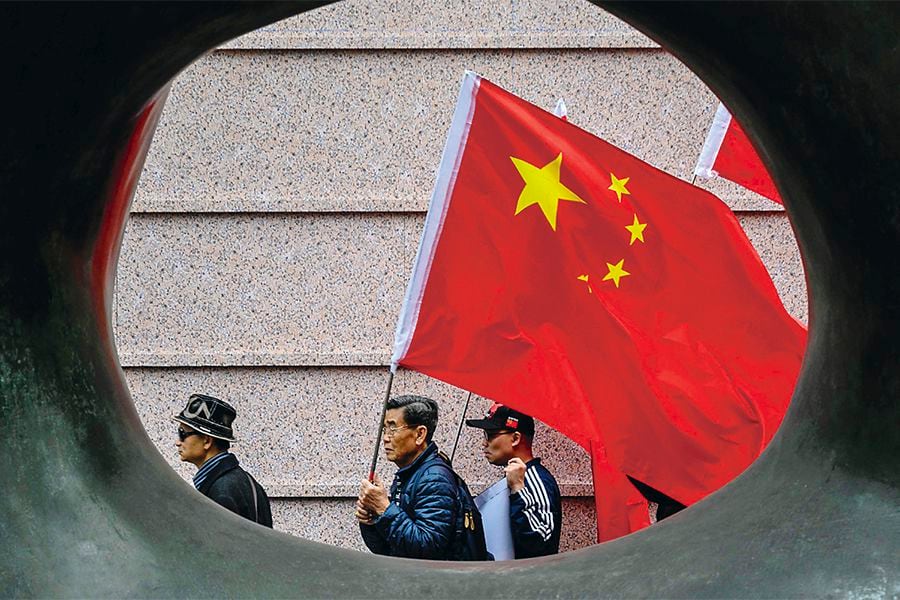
[1,2,897,597]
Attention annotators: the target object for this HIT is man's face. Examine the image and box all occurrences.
[481,429,516,466]
[382,408,425,468]
[175,424,208,467]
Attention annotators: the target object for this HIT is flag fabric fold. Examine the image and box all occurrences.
[393,72,806,541]
[694,102,783,205]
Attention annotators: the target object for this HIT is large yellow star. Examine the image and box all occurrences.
[602,259,630,288]
[625,214,648,245]
[608,173,631,202]
[510,153,586,231]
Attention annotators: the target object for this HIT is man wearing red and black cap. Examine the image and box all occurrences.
[173,393,272,527]
[467,403,562,558]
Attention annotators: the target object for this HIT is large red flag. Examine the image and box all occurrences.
[393,72,806,541]
[695,102,783,205]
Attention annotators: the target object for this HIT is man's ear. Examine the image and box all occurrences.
[511,431,522,448]
[416,426,428,446]
[203,435,214,451]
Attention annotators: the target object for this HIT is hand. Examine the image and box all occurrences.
[355,499,374,525]
[505,457,526,493]
[358,473,390,516]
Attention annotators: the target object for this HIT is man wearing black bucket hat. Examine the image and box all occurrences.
[467,403,562,558]
[173,393,272,528]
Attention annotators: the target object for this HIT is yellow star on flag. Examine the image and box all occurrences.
[608,173,631,202]
[602,259,630,288]
[510,152,586,231]
[577,274,593,294]
[625,214,648,245]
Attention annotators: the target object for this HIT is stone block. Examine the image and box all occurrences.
[125,366,594,495]
[220,0,656,50]
[115,212,804,366]
[134,49,746,213]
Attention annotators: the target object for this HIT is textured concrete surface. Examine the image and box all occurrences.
[116,213,421,366]
[134,49,775,214]
[220,0,657,50]
[126,366,594,495]
[737,214,806,324]
[117,0,806,556]
[116,213,803,367]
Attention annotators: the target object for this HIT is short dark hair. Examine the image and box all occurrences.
[386,395,439,443]
[212,437,231,452]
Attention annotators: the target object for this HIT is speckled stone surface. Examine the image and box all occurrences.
[115,213,420,366]
[134,49,739,214]
[220,0,656,50]
[116,0,809,557]
[126,367,593,495]
[115,212,805,366]
[737,214,807,324]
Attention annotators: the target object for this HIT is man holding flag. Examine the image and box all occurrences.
[356,395,458,559]
[357,395,488,561]
[390,71,806,542]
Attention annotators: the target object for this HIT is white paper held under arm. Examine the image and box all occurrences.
[474,478,514,560]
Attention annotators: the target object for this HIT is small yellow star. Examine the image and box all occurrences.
[511,153,586,231]
[608,173,631,202]
[625,214,648,245]
[577,274,593,294]
[602,259,630,288]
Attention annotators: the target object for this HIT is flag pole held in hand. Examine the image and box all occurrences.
[368,368,395,482]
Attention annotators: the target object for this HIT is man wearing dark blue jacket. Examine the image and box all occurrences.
[467,404,562,558]
[356,395,459,559]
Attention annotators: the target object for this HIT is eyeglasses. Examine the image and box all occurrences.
[177,428,200,441]
[483,429,513,441]
[382,424,413,438]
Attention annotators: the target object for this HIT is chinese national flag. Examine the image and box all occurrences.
[392,73,806,541]
[695,102,783,205]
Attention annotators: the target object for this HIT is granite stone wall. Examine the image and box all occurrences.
[116,0,806,555]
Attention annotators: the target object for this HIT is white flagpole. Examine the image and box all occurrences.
[694,102,732,180]
[390,71,481,367]
[374,71,481,479]
[553,97,568,120]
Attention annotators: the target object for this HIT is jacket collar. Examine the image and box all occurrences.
[196,452,239,495]
[395,441,438,479]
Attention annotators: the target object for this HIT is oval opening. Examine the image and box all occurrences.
[116,0,807,558]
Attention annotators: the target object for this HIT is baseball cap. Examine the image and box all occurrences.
[465,402,535,438]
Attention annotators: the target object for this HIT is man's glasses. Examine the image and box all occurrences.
[483,429,513,441]
[382,424,413,438]
[177,428,200,441]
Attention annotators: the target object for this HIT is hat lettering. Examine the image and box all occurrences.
[174,394,236,442]
[184,399,213,420]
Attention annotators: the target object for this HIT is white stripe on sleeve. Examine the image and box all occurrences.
[522,467,554,541]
